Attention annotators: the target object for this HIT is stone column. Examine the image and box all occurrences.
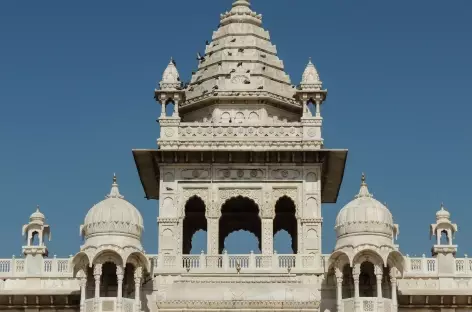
[375,265,384,310]
[261,218,273,254]
[79,271,87,312]
[160,98,166,117]
[335,267,343,312]
[352,264,360,312]
[134,267,143,311]
[315,100,321,117]
[116,265,124,312]
[207,218,219,255]
[390,267,398,311]
[173,98,179,117]
[93,264,102,310]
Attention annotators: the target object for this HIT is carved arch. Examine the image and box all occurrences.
[272,188,299,218]
[181,188,209,217]
[352,249,385,268]
[218,189,262,217]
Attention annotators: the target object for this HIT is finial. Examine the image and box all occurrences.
[107,173,124,199]
[308,57,313,64]
[36,205,40,212]
[355,172,373,199]
[440,202,445,210]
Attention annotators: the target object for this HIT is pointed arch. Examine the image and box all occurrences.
[273,195,297,253]
[183,196,207,254]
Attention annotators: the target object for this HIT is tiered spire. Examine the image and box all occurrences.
[159,57,181,91]
[106,173,124,199]
[185,0,294,103]
[300,58,322,91]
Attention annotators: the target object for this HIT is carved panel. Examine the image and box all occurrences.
[216,168,265,180]
[180,169,210,180]
[270,169,301,180]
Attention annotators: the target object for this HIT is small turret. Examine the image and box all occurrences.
[430,203,458,256]
[300,58,322,91]
[155,57,185,120]
[22,206,51,257]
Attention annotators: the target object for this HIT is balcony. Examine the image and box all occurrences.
[158,122,323,150]
[342,298,394,312]
[84,298,136,312]
[151,253,321,274]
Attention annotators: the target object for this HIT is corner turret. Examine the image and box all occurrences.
[22,206,51,257]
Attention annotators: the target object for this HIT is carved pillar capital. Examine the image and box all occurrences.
[93,264,102,278]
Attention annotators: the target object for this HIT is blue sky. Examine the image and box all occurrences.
[0,0,471,258]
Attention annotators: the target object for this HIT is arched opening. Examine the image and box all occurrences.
[440,230,449,245]
[183,196,207,254]
[359,262,376,297]
[219,196,261,254]
[307,100,316,117]
[382,266,392,299]
[122,263,136,298]
[273,196,297,253]
[30,231,40,246]
[100,262,118,297]
[273,230,293,254]
[342,264,354,299]
[165,99,175,117]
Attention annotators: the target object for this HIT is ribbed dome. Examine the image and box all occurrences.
[335,174,395,240]
[436,203,451,220]
[82,175,144,240]
[30,206,45,223]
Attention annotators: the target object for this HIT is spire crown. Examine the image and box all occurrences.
[355,173,373,199]
[107,173,124,199]
[300,57,322,91]
[436,202,451,220]
[159,57,181,91]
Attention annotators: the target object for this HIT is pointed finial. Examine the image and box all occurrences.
[308,56,312,64]
[107,173,124,199]
[440,202,445,210]
[36,205,40,212]
[355,172,373,199]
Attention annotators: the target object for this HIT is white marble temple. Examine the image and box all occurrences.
[1,1,469,312]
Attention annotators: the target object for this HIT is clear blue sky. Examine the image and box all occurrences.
[0,0,471,258]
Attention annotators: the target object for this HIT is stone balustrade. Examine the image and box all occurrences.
[150,252,320,273]
[84,298,136,312]
[404,255,472,276]
[158,121,323,150]
[343,298,394,312]
[0,256,73,278]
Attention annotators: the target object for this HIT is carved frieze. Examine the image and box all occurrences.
[216,168,264,180]
[218,188,262,214]
[270,169,301,180]
[180,169,210,180]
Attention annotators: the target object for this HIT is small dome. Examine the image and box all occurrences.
[300,58,322,91]
[30,206,45,223]
[335,174,395,240]
[159,58,181,90]
[81,175,144,240]
[436,203,451,220]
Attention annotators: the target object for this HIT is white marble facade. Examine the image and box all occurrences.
[1,1,469,312]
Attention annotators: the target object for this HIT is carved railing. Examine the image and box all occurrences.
[0,256,74,278]
[342,298,393,312]
[152,252,319,273]
[404,256,437,276]
[83,298,136,312]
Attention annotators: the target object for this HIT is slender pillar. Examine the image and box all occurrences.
[116,265,124,312]
[315,100,321,117]
[79,270,87,312]
[160,98,166,117]
[261,218,273,254]
[390,267,398,311]
[375,266,383,298]
[207,218,219,255]
[93,264,102,310]
[134,267,143,311]
[353,264,360,312]
[335,267,343,312]
[173,99,179,117]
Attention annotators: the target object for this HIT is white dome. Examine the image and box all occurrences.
[335,174,395,246]
[436,203,451,220]
[81,175,144,240]
[30,206,45,224]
